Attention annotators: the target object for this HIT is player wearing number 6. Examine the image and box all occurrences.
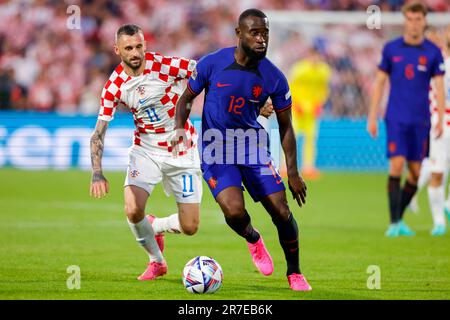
[367,1,446,237]
[172,9,311,291]
[89,24,202,280]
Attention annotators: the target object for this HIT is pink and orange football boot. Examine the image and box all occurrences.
[247,232,274,276]
[137,261,168,281]
[287,273,312,291]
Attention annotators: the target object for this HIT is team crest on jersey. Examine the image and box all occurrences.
[418,56,427,65]
[418,56,428,72]
[252,85,263,99]
[129,169,140,178]
[208,177,218,189]
[137,85,146,97]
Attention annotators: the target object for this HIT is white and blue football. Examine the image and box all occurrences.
[182,256,223,294]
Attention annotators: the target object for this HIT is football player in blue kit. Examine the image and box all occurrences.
[367,1,446,237]
[172,9,311,291]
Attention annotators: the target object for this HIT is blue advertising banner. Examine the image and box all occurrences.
[0,112,388,171]
[0,111,134,170]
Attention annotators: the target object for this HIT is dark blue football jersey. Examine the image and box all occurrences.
[378,37,445,125]
[188,46,292,141]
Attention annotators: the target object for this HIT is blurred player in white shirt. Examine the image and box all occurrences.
[89,24,202,280]
[412,26,450,235]
[427,26,450,235]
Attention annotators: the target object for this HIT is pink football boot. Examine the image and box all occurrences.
[137,261,168,281]
[247,232,274,276]
[287,273,312,291]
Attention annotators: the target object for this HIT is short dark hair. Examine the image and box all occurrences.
[238,9,267,27]
[402,1,428,16]
[115,24,143,42]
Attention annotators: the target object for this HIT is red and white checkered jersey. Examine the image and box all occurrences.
[98,52,198,156]
[430,56,450,134]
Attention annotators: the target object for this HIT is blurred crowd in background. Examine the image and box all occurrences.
[0,0,448,117]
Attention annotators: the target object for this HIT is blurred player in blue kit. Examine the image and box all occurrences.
[367,1,446,237]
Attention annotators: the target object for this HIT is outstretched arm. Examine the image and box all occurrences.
[175,88,198,130]
[276,109,307,207]
[171,88,198,153]
[90,119,109,198]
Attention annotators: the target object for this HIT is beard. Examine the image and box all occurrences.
[242,41,267,61]
[123,56,143,70]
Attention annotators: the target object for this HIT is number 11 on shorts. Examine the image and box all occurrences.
[182,175,194,193]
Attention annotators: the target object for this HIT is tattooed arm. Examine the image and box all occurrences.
[90,120,109,198]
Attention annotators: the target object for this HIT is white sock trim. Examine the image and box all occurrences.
[127,217,163,262]
[152,213,181,234]
[428,186,446,226]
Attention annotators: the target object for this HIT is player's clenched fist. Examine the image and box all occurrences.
[288,174,307,208]
[90,171,109,198]
[259,100,274,118]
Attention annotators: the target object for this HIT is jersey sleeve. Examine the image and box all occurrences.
[187,55,210,96]
[98,80,120,121]
[161,55,197,80]
[271,72,292,113]
[378,44,391,74]
[432,49,445,77]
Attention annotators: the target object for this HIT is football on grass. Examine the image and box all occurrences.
[182,256,223,294]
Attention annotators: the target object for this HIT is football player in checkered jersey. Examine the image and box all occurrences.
[408,26,450,235]
[89,24,202,280]
[427,25,450,236]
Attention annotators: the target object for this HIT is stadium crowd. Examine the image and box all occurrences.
[0,0,448,117]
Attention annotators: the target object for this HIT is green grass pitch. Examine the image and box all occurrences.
[0,168,449,300]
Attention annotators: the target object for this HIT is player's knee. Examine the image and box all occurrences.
[124,203,145,223]
[266,195,290,221]
[221,202,245,219]
[430,173,444,186]
[181,222,198,236]
[389,158,404,176]
[408,171,420,184]
[178,206,200,235]
[272,206,291,222]
[389,166,403,176]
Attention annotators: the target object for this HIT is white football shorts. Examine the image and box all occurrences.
[124,145,202,203]
[429,133,450,174]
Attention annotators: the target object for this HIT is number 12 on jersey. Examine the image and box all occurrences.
[145,108,160,122]
[228,96,245,115]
